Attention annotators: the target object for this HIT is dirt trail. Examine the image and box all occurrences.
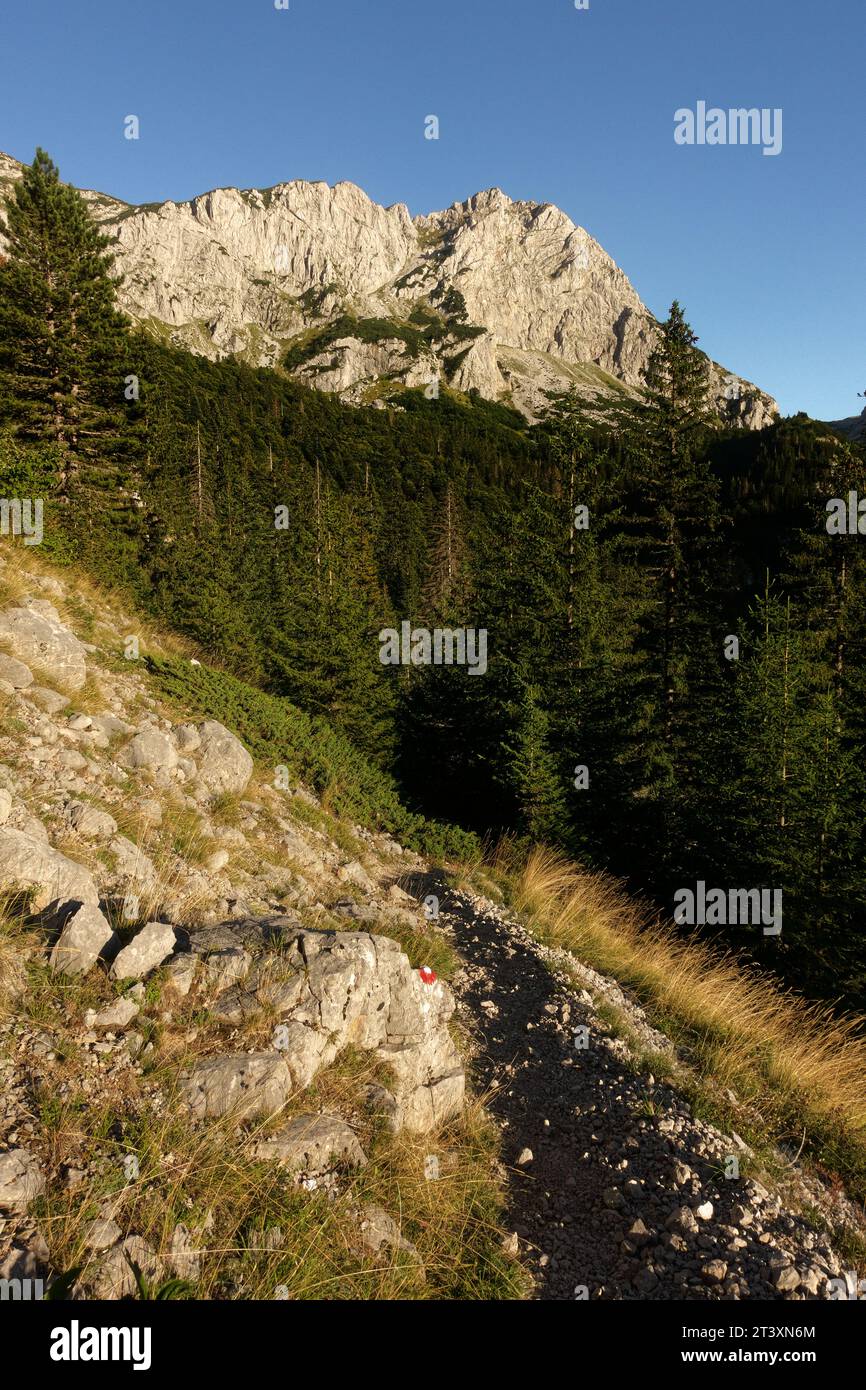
[406,873,851,1302]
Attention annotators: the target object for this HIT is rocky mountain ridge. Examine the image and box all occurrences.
[829,404,866,442]
[0,150,778,425]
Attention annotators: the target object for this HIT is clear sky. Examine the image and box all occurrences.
[1,0,863,420]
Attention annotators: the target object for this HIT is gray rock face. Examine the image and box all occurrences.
[0,827,99,912]
[50,902,118,975]
[0,602,87,690]
[84,1216,123,1251]
[173,723,201,754]
[23,686,70,715]
[254,1113,367,1175]
[0,153,779,427]
[0,652,33,688]
[164,952,198,996]
[352,1203,420,1259]
[120,728,178,773]
[86,996,141,1029]
[209,954,305,1024]
[192,721,253,800]
[65,800,118,840]
[178,1052,292,1121]
[111,921,176,980]
[187,927,464,1133]
[375,1037,466,1133]
[88,712,135,739]
[176,927,463,1133]
[0,1147,45,1210]
[201,946,252,993]
[84,1235,161,1299]
[0,1238,48,1283]
[109,835,158,892]
[57,749,87,772]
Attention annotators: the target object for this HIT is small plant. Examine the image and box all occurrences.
[127,1257,195,1301]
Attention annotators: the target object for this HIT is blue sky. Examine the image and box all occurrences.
[1,0,863,419]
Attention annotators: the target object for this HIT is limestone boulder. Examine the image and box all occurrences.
[191,721,253,800]
[0,827,99,912]
[253,1113,367,1175]
[189,925,465,1134]
[65,800,118,841]
[0,1148,45,1211]
[0,602,87,690]
[50,902,118,975]
[119,728,178,774]
[111,921,176,980]
[0,652,33,688]
[178,1052,292,1122]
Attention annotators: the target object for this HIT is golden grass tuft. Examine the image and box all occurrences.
[0,538,204,667]
[33,1044,526,1301]
[0,907,32,1019]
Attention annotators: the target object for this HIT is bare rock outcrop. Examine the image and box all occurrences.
[179,925,464,1134]
[0,1148,45,1211]
[0,827,99,913]
[0,153,779,427]
[0,601,88,691]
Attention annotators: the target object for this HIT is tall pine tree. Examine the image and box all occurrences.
[0,149,132,502]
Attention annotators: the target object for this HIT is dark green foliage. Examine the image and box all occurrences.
[0,149,135,502]
[501,684,569,842]
[48,333,866,1007]
[283,310,483,373]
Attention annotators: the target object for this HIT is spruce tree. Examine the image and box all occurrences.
[421,481,467,617]
[501,682,569,843]
[617,302,720,870]
[0,148,131,499]
[638,300,713,459]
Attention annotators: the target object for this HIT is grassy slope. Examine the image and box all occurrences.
[0,542,521,1301]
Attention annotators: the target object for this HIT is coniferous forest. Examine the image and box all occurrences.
[3,151,866,1011]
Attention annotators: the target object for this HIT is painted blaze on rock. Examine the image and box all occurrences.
[177,928,464,1134]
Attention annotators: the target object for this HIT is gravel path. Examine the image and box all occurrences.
[418,875,853,1302]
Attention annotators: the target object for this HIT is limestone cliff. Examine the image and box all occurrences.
[0,151,778,426]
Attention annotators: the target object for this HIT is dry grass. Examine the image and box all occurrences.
[487,842,866,1201]
[0,538,203,667]
[30,1015,525,1300]
[0,542,528,1299]
[0,903,33,1019]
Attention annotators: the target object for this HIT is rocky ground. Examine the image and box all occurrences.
[0,559,472,1297]
[0,552,861,1301]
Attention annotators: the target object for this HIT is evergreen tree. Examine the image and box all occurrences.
[501,683,569,842]
[637,300,714,459]
[0,149,133,501]
[421,481,467,617]
[616,303,720,869]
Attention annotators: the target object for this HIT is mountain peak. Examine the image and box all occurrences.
[0,154,777,426]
